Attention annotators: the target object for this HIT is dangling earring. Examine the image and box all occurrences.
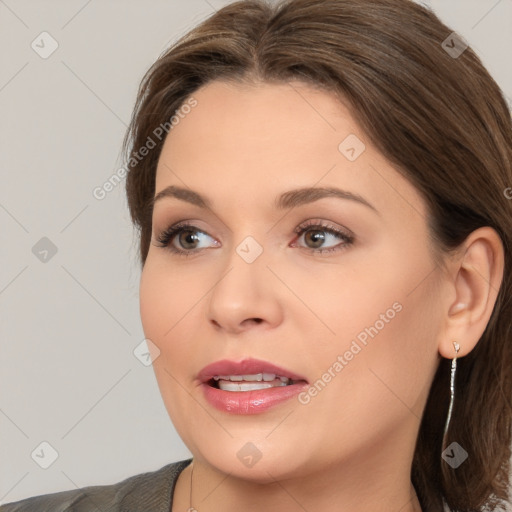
[188,459,195,512]
[442,341,460,446]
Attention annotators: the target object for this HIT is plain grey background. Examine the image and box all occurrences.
[1,0,511,505]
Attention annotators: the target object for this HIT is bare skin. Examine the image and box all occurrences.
[138,80,504,512]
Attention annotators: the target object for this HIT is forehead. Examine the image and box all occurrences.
[154,79,427,222]
[162,79,356,158]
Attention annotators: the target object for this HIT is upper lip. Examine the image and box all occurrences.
[197,357,308,384]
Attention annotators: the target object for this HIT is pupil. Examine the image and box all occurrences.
[308,230,324,248]
[181,230,198,248]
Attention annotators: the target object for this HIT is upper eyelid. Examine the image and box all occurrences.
[152,206,233,235]
[156,219,352,243]
[152,199,366,232]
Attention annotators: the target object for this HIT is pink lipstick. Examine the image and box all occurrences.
[197,358,309,414]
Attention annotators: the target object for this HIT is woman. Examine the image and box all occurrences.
[2,0,511,511]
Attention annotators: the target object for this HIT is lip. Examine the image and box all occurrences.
[197,357,308,383]
[198,357,309,415]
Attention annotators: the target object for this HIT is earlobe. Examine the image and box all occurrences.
[438,226,504,360]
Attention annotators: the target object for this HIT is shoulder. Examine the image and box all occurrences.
[0,458,192,512]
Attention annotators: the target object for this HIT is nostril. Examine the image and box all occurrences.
[240,318,264,328]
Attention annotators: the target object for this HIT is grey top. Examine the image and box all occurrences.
[0,458,193,512]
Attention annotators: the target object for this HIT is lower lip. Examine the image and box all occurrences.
[201,381,309,414]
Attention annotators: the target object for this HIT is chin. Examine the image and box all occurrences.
[187,433,314,482]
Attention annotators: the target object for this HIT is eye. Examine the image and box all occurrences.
[153,221,218,257]
[152,219,354,257]
[292,220,354,255]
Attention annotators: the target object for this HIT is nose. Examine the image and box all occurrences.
[206,248,284,336]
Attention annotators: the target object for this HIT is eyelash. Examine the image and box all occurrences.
[153,220,354,257]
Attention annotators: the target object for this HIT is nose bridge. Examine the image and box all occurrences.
[205,226,281,330]
[216,230,268,295]
[217,208,272,266]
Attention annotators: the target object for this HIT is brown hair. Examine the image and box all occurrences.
[122,0,512,509]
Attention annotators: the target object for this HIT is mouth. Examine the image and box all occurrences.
[197,358,309,414]
[207,373,304,392]
[198,357,308,388]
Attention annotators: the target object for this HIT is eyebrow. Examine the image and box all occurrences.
[151,185,379,214]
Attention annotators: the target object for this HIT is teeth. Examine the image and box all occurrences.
[212,374,291,383]
[244,374,263,381]
[218,381,288,392]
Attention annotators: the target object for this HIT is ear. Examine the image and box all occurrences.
[438,226,505,359]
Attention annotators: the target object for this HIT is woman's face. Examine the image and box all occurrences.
[139,79,446,481]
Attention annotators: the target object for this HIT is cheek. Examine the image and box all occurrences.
[295,243,441,425]
[139,260,193,383]
[287,299,438,473]
[139,260,199,423]
[139,257,201,345]
[139,263,169,346]
[313,270,440,435]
